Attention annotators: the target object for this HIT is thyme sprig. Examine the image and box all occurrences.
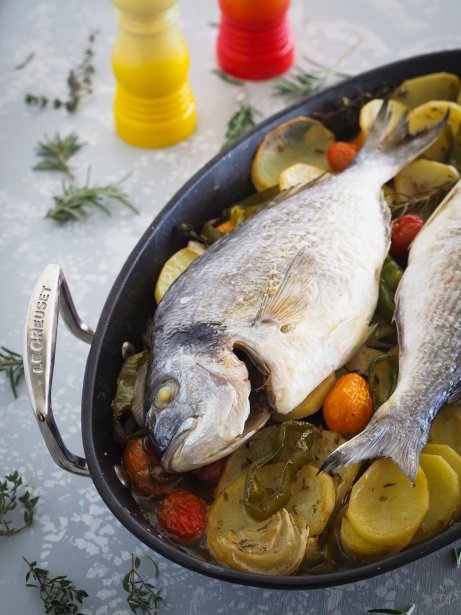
[222,94,261,149]
[385,181,457,219]
[24,558,88,615]
[0,472,39,536]
[33,133,86,179]
[25,31,98,113]
[0,346,24,399]
[122,554,163,614]
[273,43,359,98]
[368,607,415,615]
[46,172,138,223]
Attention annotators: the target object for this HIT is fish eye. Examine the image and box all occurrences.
[153,380,178,410]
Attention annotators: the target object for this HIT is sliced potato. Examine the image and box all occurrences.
[359,98,408,137]
[340,515,402,559]
[407,101,461,161]
[391,72,460,109]
[429,403,461,454]
[393,159,459,202]
[272,373,336,421]
[251,117,334,191]
[279,163,327,190]
[154,241,206,303]
[211,508,308,576]
[414,453,460,540]
[422,443,461,518]
[346,459,429,547]
[287,465,336,536]
[345,346,382,375]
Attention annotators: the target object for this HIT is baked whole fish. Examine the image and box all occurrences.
[322,181,461,481]
[144,103,445,473]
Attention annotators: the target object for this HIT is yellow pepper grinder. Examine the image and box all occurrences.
[111,0,196,148]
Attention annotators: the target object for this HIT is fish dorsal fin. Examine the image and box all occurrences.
[253,247,313,332]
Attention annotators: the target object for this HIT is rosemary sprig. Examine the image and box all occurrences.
[33,133,86,179]
[46,173,138,223]
[368,607,415,615]
[212,68,244,86]
[24,557,88,615]
[15,52,35,70]
[0,472,39,536]
[122,554,163,614]
[386,181,457,219]
[273,43,359,98]
[0,346,24,399]
[25,31,98,113]
[453,546,461,567]
[222,94,261,149]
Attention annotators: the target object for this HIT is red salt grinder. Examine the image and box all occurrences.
[217,0,294,80]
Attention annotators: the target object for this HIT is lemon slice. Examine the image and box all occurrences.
[154,241,206,304]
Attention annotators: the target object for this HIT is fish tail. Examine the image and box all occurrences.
[354,99,448,181]
[319,413,425,484]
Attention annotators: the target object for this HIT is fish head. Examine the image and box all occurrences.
[144,341,269,472]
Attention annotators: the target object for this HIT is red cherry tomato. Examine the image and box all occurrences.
[122,438,171,498]
[390,214,424,259]
[326,141,360,173]
[194,457,227,482]
[157,491,207,541]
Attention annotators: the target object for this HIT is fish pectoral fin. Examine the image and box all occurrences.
[253,246,313,332]
[327,315,372,359]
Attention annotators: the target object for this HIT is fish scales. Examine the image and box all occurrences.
[145,104,447,472]
[321,181,461,481]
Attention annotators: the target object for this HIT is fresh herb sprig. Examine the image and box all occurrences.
[0,346,24,399]
[273,43,359,98]
[33,133,86,179]
[0,472,39,536]
[25,31,98,113]
[212,68,244,86]
[15,52,35,70]
[453,546,461,567]
[122,554,163,615]
[222,94,261,149]
[46,173,138,223]
[368,606,415,615]
[24,558,88,615]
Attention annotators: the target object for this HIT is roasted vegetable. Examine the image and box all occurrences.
[428,403,461,454]
[272,373,336,421]
[278,163,326,190]
[376,255,403,323]
[391,72,460,109]
[390,214,424,258]
[154,241,206,303]
[157,490,207,541]
[323,373,373,436]
[112,351,149,443]
[326,141,359,172]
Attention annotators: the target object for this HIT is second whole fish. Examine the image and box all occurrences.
[144,103,445,473]
[321,181,461,481]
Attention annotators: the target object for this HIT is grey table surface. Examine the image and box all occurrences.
[1,0,461,613]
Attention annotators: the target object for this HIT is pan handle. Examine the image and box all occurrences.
[24,264,94,476]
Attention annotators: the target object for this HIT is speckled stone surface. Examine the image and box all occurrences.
[1,1,461,613]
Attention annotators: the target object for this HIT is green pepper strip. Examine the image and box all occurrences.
[368,354,399,408]
[243,421,314,521]
[376,256,403,323]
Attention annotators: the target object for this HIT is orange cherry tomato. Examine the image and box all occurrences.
[326,141,360,173]
[323,373,373,436]
[122,438,171,498]
[390,214,424,259]
[157,490,207,541]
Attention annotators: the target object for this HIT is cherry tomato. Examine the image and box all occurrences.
[326,141,360,173]
[390,214,424,259]
[323,373,373,437]
[194,457,227,482]
[122,438,171,498]
[157,490,207,541]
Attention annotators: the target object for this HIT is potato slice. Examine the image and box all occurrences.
[423,443,461,518]
[154,241,206,303]
[429,403,461,454]
[287,465,335,536]
[345,346,382,375]
[414,453,460,540]
[391,72,460,109]
[251,117,334,191]
[359,98,408,138]
[340,515,402,558]
[393,159,459,202]
[407,101,461,161]
[346,459,429,547]
[279,163,327,190]
[272,373,336,421]
[212,508,308,576]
